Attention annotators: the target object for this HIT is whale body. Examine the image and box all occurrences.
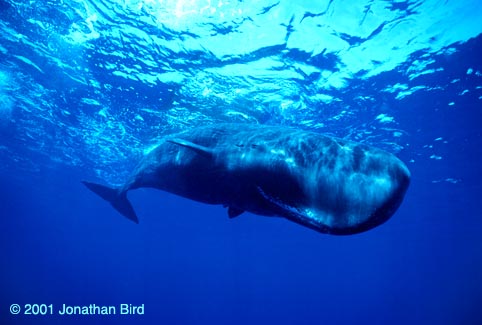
[83,123,410,235]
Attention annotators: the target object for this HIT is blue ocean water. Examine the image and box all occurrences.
[1,0,482,324]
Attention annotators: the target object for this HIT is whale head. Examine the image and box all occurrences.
[325,149,411,235]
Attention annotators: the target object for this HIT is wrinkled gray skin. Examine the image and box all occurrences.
[108,123,410,235]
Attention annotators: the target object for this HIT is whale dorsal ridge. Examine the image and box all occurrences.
[167,138,213,158]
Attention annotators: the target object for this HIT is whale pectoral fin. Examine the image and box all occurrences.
[228,206,244,218]
[168,138,213,158]
[82,181,139,224]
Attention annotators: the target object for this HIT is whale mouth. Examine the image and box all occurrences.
[268,192,409,236]
[293,165,411,236]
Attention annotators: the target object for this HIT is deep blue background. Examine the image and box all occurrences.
[1,139,481,325]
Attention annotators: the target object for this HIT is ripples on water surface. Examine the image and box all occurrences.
[0,0,481,184]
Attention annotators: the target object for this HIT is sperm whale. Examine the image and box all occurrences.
[83,123,410,235]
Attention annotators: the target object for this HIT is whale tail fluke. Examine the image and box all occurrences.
[82,181,139,224]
